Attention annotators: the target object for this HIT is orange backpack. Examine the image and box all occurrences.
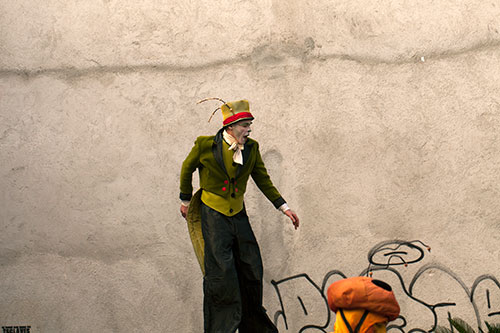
[327,277,400,333]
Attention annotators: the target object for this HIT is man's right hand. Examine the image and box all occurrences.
[180,204,188,219]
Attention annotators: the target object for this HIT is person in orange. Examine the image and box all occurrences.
[327,276,400,333]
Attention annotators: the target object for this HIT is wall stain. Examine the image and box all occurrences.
[1,39,500,80]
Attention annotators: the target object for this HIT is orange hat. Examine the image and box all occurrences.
[327,276,400,321]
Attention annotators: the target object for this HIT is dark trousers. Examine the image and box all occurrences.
[201,203,278,333]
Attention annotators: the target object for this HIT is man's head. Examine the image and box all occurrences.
[197,98,254,143]
[226,120,252,144]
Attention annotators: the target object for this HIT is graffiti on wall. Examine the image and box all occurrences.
[271,240,500,332]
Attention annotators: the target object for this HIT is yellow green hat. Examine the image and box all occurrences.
[197,98,254,127]
[220,100,253,126]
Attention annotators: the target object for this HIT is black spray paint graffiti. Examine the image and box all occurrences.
[271,240,500,332]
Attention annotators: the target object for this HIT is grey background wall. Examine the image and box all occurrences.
[1,1,500,332]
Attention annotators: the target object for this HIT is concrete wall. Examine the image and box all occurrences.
[1,0,500,331]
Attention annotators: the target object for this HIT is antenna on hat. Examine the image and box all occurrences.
[197,97,234,122]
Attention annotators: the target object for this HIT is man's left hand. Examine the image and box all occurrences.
[284,210,299,230]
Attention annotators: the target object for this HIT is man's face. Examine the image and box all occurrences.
[229,120,252,144]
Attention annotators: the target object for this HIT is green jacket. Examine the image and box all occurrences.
[180,129,286,209]
[180,129,286,274]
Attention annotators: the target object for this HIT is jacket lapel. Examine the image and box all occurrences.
[236,140,253,177]
[212,128,228,176]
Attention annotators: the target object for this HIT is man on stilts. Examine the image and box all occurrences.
[180,98,299,332]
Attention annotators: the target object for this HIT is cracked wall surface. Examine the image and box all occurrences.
[1,1,500,332]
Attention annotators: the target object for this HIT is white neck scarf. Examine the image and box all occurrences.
[223,130,244,165]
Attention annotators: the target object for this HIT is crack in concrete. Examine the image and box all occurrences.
[327,38,500,65]
[1,39,499,79]
[0,56,250,79]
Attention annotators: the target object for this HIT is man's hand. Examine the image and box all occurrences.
[180,204,188,219]
[284,210,299,230]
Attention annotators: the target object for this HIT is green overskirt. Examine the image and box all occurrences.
[186,189,205,275]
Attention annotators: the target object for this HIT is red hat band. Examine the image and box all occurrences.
[223,112,254,126]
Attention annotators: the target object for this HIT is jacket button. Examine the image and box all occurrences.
[235,188,238,192]
[229,208,233,213]
[224,180,228,184]
[222,187,226,191]
[231,193,235,198]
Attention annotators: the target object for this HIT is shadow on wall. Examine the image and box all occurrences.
[271,240,500,332]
